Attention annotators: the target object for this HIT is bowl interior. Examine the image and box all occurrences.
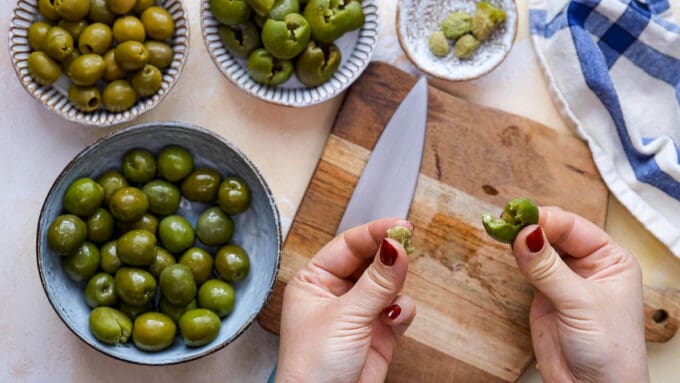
[37,122,281,365]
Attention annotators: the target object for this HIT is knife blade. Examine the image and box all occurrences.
[335,76,429,234]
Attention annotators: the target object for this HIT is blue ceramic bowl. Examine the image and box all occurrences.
[36,122,281,365]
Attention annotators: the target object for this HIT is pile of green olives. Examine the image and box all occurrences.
[209,0,365,86]
[27,0,177,112]
[47,145,254,352]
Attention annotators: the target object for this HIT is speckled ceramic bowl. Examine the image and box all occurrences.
[397,0,518,81]
[9,0,189,127]
[36,122,281,365]
[200,0,378,107]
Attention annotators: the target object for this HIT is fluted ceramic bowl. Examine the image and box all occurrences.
[9,0,189,127]
[37,122,282,365]
[200,0,378,107]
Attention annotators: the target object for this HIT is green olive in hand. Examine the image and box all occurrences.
[54,0,90,21]
[149,247,176,278]
[113,16,146,43]
[262,13,310,60]
[246,0,274,16]
[107,0,136,15]
[109,186,149,222]
[117,229,157,266]
[102,49,127,81]
[209,0,251,26]
[158,145,194,182]
[102,80,137,112]
[246,49,293,85]
[145,41,173,69]
[215,244,250,282]
[217,23,261,59]
[78,23,113,54]
[132,312,176,351]
[84,272,117,308]
[88,0,115,24]
[158,215,195,253]
[89,307,132,344]
[133,0,156,13]
[115,41,149,71]
[142,179,181,215]
[43,26,74,62]
[27,52,62,86]
[179,308,221,347]
[218,176,251,215]
[269,0,299,20]
[195,207,234,246]
[115,267,157,306]
[160,298,196,324]
[295,41,341,86]
[141,6,175,40]
[179,247,213,285]
[119,213,159,235]
[70,53,106,86]
[63,177,105,217]
[181,168,222,202]
[131,64,162,97]
[100,240,121,274]
[86,208,114,243]
[39,0,60,20]
[122,149,157,184]
[28,22,52,51]
[58,19,89,40]
[48,214,87,256]
[62,241,100,282]
[482,197,539,244]
[197,279,235,317]
[97,170,128,203]
[159,264,197,306]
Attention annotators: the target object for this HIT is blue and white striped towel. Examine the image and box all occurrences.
[530,0,680,256]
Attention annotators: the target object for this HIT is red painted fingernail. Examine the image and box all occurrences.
[526,226,544,253]
[380,238,398,266]
[384,304,401,320]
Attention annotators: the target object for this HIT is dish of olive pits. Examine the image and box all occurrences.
[9,0,189,127]
[201,0,378,107]
[397,0,517,81]
[37,123,281,364]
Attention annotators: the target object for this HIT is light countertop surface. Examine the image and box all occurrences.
[2,1,679,382]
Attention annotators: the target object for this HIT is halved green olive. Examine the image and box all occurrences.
[295,41,341,87]
[482,197,539,244]
[246,49,293,85]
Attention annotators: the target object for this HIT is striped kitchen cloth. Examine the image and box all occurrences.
[530,0,680,256]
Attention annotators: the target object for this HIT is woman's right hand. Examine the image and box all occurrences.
[512,206,649,382]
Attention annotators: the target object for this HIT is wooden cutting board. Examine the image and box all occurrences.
[257,62,680,382]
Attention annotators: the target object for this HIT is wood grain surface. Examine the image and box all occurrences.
[257,63,678,382]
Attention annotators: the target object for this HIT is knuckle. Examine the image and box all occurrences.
[528,249,561,283]
[366,265,397,296]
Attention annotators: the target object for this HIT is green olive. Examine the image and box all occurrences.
[157,145,194,182]
[86,208,114,243]
[54,0,90,21]
[100,240,121,273]
[482,197,539,244]
[119,213,159,235]
[114,267,157,306]
[149,247,176,278]
[84,272,117,308]
[114,41,149,71]
[130,64,162,97]
[88,0,115,24]
[218,176,251,215]
[58,19,89,40]
[117,229,157,266]
[47,214,87,256]
[39,0,60,20]
[145,40,173,69]
[160,298,196,324]
[62,241,101,282]
[61,50,81,77]
[113,16,146,43]
[43,26,74,62]
[132,312,177,352]
[70,53,106,86]
[102,79,137,112]
[180,168,222,203]
[217,23,261,59]
[107,0,136,15]
[215,244,250,283]
[246,0,274,16]
[159,264,197,306]
[158,215,195,254]
[28,22,52,51]
[102,49,127,81]
[179,247,213,285]
[179,308,221,347]
[142,179,181,216]
[209,0,251,26]
[133,0,156,14]
[197,279,235,317]
[27,51,62,86]
[261,13,311,60]
[141,6,175,40]
[246,48,293,85]
[295,41,341,87]
[109,186,149,222]
[195,207,234,246]
[96,170,129,203]
[63,177,105,217]
[78,23,113,54]
[118,301,154,319]
[89,307,132,344]
[122,149,157,184]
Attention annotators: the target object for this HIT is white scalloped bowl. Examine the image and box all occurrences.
[201,0,378,107]
[9,0,189,127]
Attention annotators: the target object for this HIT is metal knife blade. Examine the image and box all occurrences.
[335,77,429,234]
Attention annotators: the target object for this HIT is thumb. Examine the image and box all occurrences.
[512,225,586,310]
[341,238,409,320]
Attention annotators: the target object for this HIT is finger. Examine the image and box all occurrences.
[310,217,413,279]
[512,225,587,309]
[383,295,417,339]
[528,292,574,382]
[341,238,409,319]
[538,206,612,258]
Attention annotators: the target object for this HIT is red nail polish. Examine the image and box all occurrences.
[526,226,544,253]
[384,304,401,320]
[380,239,398,266]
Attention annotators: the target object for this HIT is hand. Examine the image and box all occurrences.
[512,206,649,382]
[276,218,416,383]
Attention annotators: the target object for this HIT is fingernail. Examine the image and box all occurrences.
[380,238,398,266]
[526,226,544,253]
[384,304,401,320]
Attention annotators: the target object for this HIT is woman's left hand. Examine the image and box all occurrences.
[276,218,416,383]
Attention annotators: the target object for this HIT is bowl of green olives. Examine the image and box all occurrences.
[201,0,378,107]
[9,0,189,126]
[37,121,282,364]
